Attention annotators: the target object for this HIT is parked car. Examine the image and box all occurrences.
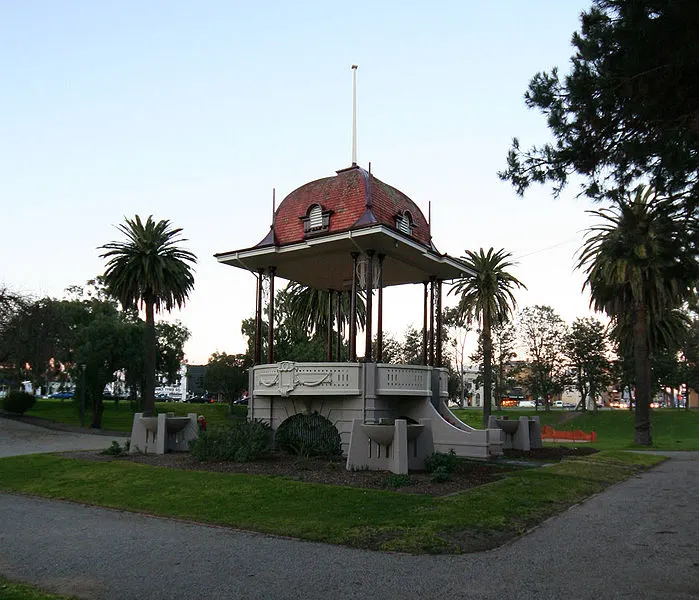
[188,395,208,403]
[49,391,74,399]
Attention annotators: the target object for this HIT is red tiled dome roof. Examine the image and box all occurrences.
[268,166,431,248]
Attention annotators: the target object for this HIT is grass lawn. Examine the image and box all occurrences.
[23,399,243,432]
[452,407,699,451]
[0,451,664,554]
[5,400,690,553]
[0,576,76,600]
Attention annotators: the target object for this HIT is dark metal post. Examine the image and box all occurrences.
[436,280,443,367]
[267,267,275,364]
[80,364,86,428]
[364,251,375,362]
[422,281,428,365]
[349,253,358,361]
[336,291,342,361]
[429,277,435,366]
[254,269,263,365]
[376,254,385,363]
[327,290,334,361]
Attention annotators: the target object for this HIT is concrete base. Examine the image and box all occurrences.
[488,415,542,451]
[129,412,198,454]
[346,418,434,474]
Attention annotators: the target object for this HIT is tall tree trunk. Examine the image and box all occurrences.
[633,304,652,446]
[143,301,156,417]
[482,313,492,428]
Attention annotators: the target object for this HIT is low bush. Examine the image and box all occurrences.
[101,441,127,456]
[190,420,271,462]
[430,465,451,482]
[424,450,458,475]
[385,473,411,488]
[276,412,342,458]
[2,391,37,415]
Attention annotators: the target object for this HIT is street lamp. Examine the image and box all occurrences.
[80,364,86,428]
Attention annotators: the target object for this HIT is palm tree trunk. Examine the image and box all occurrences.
[143,300,156,417]
[633,304,652,446]
[482,313,493,428]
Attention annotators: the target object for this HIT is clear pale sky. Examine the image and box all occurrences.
[1,1,600,364]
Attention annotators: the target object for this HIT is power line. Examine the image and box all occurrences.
[514,237,580,261]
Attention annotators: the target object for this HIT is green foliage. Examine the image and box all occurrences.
[0,575,76,600]
[100,215,197,417]
[384,473,411,488]
[563,317,612,411]
[156,321,190,383]
[190,420,271,462]
[0,450,664,554]
[449,248,526,425]
[401,326,424,365]
[579,187,698,444]
[430,466,451,483]
[101,440,127,456]
[500,0,699,207]
[276,412,342,458]
[424,450,457,475]
[2,391,37,415]
[279,282,366,338]
[205,351,250,403]
[25,399,234,433]
[517,305,569,409]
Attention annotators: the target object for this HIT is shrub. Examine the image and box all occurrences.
[385,473,411,488]
[424,450,457,475]
[190,420,271,462]
[276,412,342,458]
[101,441,126,456]
[430,465,451,482]
[2,391,37,415]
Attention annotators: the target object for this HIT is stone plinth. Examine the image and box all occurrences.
[129,412,198,454]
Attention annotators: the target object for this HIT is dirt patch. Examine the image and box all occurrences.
[60,446,595,497]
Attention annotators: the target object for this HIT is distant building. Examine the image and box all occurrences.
[186,365,207,399]
[461,367,484,408]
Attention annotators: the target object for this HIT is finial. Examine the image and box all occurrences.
[351,65,358,166]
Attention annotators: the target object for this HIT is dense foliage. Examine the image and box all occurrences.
[0,279,190,428]
[100,215,196,417]
[190,420,271,462]
[275,412,342,458]
[579,187,698,443]
[500,0,699,209]
[2,390,37,414]
[450,249,525,424]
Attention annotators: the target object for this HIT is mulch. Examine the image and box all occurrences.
[60,445,598,497]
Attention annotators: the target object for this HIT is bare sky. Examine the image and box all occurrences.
[1,1,600,364]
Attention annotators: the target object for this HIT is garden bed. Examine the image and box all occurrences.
[62,445,598,497]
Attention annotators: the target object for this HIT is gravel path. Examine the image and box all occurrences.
[1,448,697,599]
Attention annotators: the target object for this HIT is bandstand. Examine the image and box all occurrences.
[215,163,503,472]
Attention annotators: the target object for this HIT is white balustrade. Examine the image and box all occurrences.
[376,364,431,396]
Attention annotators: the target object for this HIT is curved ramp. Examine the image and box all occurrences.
[404,401,504,459]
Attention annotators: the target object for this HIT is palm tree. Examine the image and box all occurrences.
[449,248,526,426]
[578,186,697,445]
[100,216,196,416]
[280,282,366,339]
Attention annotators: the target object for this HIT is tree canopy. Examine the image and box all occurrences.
[500,0,699,210]
[578,186,697,442]
[450,248,525,424]
[100,215,196,416]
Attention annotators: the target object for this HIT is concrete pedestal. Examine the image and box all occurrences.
[129,412,198,454]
